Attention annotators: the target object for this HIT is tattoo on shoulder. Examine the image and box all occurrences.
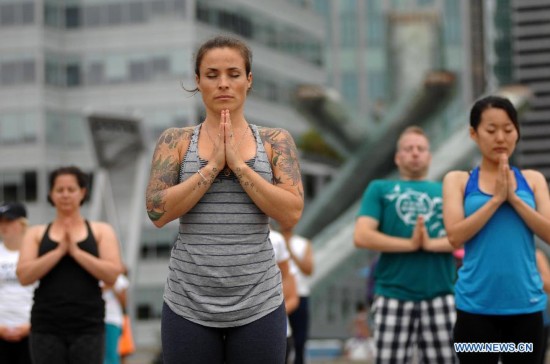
[155,127,192,150]
[260,127,302,187]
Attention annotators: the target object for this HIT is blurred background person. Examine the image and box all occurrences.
[536,249,550,364]
[17,166,123,364]
[281,226,313,364]
[102,267,130,364]
[354,126,457,364]
[117,267,135,364]
[270,227,299,364]
[343,302,374,362]
[0,202,35,364]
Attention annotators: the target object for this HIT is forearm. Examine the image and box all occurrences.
[423,237,455,253]
[289,250,313,275]
[509,196,550,243]
[285,293,299,314]
[282,275,299,314]
[446,197,502,247]
[147,164,219,227]
[354,229,417,252]
[234,163,303,228]
[71,249,122,285]
[16,248,65,285]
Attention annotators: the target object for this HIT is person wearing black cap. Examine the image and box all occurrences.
[0,202,35,364]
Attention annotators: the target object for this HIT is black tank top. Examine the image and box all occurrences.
[31,221,104,335]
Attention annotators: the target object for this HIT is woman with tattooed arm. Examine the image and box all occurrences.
[145,35,304,364]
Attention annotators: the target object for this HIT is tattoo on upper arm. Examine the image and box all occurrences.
[146,128,191,221]
[260,128,302,189]
[147,155,179,221]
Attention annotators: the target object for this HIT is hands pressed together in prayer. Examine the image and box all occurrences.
[208,109,248,173]
[494,154,518,205]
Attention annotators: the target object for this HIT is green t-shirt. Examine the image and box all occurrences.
[358,179,455,301]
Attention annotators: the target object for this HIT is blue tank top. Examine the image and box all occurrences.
[455,166,546,315]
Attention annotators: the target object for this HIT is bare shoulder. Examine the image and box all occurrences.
[521,169,545,182]
[258,126,293,144]
[89,221,116,240]
[442,170,469,195]
[443,170,469,184]
[27,224,48,241]
[257,126,297,157]
[154,126,194,153]
[521,169,548,191]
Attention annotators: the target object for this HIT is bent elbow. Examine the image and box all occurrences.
[16,270,33,286]
[147,205,168,228]
[152,219,166,228]
[446,232,464,249]
[103,274,118,286]
[148,214,167,228]
[353,231,370,249]
[279,209,302,230]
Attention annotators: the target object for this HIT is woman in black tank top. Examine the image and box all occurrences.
[17,166,123,364]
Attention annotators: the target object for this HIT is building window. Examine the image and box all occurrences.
[83,5,101,27]
[21,60,36,83]
[151,1,166,16]
[129,61,149,82]
[151,57,170,78]
[66,64,81,87]
[0,4,15,26]
[0,62,17,85]
[44,3,62,28]
[0,115,38,145]
[86,62,105,85]
[107,4,123,25]
[45,112,87,148]
[21,3,34,24]
[0,60,36,86]
[65,6,81,28]
[0,170,37,202]
[128,2,146,23]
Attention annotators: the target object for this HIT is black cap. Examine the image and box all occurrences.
[0,202,27,220]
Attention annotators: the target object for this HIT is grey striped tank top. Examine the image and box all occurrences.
[163,123,284,328]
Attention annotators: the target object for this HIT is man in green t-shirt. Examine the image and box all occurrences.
[354,126,457,364]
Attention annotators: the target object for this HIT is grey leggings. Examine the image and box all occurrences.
[161,302,287,364]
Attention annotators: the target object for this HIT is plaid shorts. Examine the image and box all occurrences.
[373,294,458,364]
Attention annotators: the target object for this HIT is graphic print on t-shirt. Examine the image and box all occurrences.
[0,256,18,283]
[384,184,444,237]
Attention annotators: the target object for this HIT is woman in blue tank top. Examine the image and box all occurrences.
[442,96,550,363]
[145,35,304,364]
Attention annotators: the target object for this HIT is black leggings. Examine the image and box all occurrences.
[30,332,105,364]
[289,296,309,364]
[161,302,287,364]
[453,309,544,364]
